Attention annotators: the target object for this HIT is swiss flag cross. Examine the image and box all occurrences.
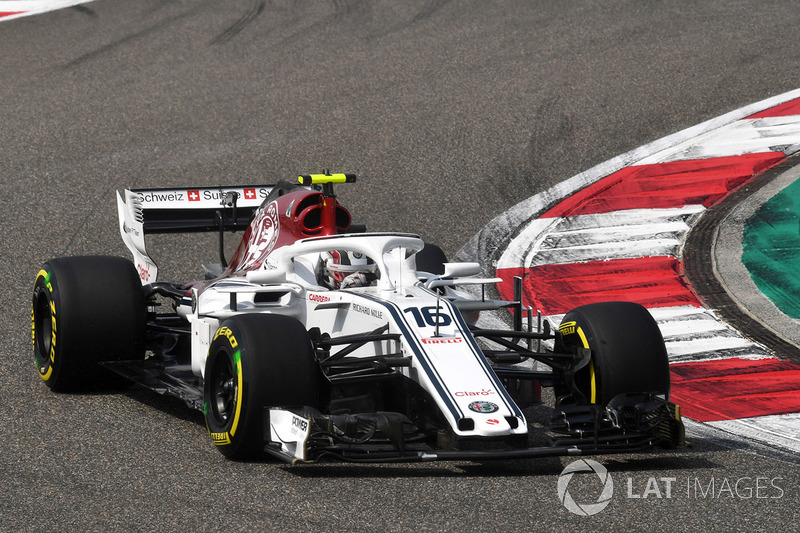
[187,190,200,201]
[244,188,256,200]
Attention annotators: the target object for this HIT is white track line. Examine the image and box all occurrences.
[0,1,96,21]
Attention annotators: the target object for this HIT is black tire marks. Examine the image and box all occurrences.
[62,3,207,68]
[326,0,453,41]
[210,1,266,45]
[70,4,98,18]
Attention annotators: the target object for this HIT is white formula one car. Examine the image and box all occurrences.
[32,174,684,463]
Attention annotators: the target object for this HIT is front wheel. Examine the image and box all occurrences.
[203,314,323,460]
[556,301,669,406]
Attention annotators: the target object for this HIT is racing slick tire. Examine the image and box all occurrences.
[556,301,669,406]
[203,314,322,460]
[31,256,146,391]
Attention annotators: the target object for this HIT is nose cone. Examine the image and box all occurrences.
[473,414,511,435]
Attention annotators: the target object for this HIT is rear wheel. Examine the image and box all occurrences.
[31,256,146,391]
[556,301,669,406]
[203,314,322,460]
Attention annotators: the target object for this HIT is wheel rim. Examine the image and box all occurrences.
[34,291,53,373]
[209,351,237,426]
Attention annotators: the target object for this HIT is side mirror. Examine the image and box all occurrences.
[441,262,481,278]
[246,269,287,284]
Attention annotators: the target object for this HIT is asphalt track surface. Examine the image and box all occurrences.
[3,1,800,531]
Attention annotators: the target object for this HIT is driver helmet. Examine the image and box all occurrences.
[319,250,377,289]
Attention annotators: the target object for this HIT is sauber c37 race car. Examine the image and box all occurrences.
[32,174,684,463]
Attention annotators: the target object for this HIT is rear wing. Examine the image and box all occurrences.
[116,185,274,284]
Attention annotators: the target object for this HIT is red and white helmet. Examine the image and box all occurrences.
[319,250,377,289]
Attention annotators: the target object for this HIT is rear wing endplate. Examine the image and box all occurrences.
[116,185,274,284]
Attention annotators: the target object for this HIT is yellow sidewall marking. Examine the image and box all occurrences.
[211,432,231,445]
[558,322,596,403]
[36,269,52,292]
[230,349,243,437]
[33,270,56,381]
[558,321,576,335]
[49,300,57,363]
[210,328,244,444]
[574,326,596,404]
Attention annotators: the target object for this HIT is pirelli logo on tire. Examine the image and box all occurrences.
[210,432,232,445]
[559,321,577,336]
[559,320,589,348]
[213,326,239,348]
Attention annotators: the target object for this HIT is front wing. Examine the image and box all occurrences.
[265,393,684,464]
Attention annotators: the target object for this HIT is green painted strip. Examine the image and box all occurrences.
[743,178,800,318]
